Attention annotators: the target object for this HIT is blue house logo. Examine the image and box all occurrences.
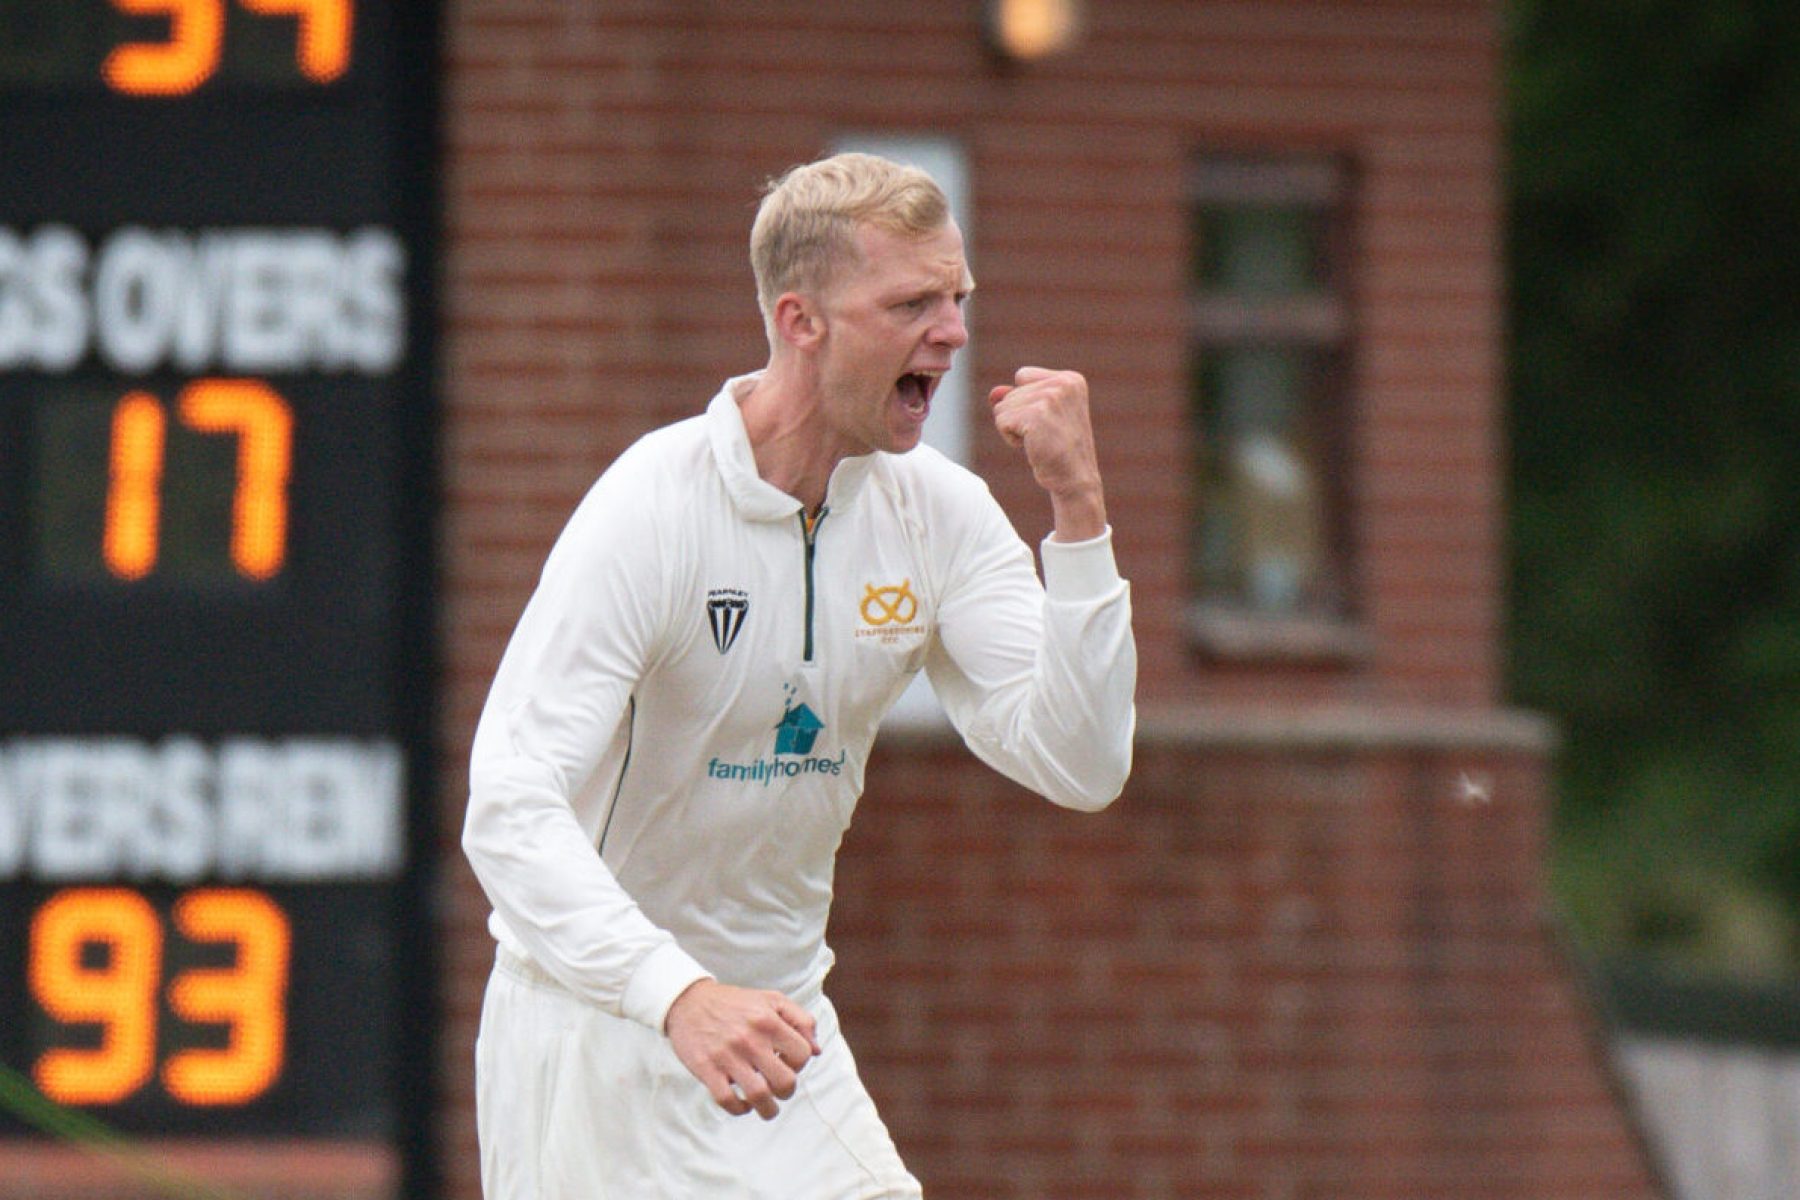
[706,689,842,785]
[774,700,824,756]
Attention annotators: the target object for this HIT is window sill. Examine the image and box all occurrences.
[1185,602,1374,666]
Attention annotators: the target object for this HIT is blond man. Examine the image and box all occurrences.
[465,152,1136,1198]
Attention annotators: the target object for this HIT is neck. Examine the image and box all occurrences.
[738,365,851,513]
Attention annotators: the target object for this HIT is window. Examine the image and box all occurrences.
[1187,155,1363,658]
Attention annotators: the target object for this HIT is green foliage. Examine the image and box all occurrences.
[1506,0,1800,978]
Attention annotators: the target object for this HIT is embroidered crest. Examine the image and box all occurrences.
[706,589,749,653]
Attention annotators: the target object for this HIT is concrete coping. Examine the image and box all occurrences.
[877,704,1559,754]
[1135,704,1559,753]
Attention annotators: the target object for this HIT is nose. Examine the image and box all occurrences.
[929,298,969,350]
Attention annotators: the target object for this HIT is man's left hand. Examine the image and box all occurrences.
[989,366,1108,542]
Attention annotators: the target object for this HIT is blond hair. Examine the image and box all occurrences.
[751,152,950,328]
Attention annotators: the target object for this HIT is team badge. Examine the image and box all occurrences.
[855,579,926,645]
[706,588,749,653]
[859,580,918,626]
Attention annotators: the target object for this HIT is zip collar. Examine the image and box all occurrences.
[706,373,878,522]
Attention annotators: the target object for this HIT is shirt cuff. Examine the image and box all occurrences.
[1040,525,1123,602]
[620,940,714,1033]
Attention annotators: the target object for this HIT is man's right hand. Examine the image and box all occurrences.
[664,977,822,1119]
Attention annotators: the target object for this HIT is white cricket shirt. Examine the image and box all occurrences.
[464,374,1137,1034]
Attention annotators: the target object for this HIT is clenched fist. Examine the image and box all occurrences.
[665,978,822,1120]
[989,366,1108,542]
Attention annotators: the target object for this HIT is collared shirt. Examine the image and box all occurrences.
[464,373,1137,1032]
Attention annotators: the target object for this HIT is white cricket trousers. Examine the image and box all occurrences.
[475,947,924,1199]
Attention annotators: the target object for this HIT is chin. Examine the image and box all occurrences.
[885,430,926,455]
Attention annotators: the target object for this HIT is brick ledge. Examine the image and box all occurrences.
[1136,703,1557,752]
[877,703,1556,753]
[0,1139,396,1197]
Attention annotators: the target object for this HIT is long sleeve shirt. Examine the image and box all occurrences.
[463,374,1137,1033]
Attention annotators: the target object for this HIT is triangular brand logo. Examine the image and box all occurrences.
[706,589,749,653]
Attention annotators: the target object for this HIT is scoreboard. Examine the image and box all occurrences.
[0,2,438,1194]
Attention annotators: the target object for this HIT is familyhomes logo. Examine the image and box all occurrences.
[773,698,824,755]
[707,684,845,785]
[855,579,926,645]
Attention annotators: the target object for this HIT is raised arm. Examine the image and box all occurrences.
[926,368,1136,808]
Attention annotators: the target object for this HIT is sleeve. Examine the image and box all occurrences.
[461,464,711,1032]
[923,488,1137,812]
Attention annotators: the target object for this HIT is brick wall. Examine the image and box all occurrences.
[443,0,1508,710]
[438,2,1656,1198]
[829,721,1653,1199]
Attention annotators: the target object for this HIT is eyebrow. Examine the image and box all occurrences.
[889,271,975,303]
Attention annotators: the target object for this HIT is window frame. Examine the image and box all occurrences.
[1185,153,1369,664]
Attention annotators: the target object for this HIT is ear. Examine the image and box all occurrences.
[772,291,825,350]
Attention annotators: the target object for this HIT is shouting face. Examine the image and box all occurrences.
[809,219,973,457]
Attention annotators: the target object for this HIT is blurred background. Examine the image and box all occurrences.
[4,2,1799,1199]
[1510,0,1800,987]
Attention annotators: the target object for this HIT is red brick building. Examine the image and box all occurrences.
[434,3,1658,1199]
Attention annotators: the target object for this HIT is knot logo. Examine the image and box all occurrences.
[859,580,917,627]
[854,579,927,646]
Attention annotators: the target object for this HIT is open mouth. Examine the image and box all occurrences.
[896,372,938,415]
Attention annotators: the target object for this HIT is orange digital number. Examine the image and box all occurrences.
[104,0,353,94]
[29,889,163,1106]
[164,890,292,1106]
[103,0,225,97]
[101,392,168,582]
[240,0,354,83]
[28,888,293,1108]
[177,380,295,582]
[100,380,294,583]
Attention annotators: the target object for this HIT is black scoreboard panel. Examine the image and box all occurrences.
[0,2,437,1192]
